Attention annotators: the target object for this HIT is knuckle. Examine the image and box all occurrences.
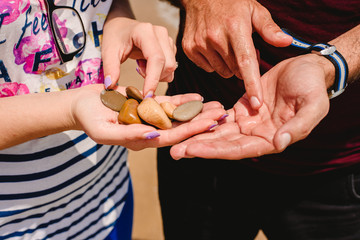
[194,34,207,51]
[237,54,252,69]
[182,38,193,55]
[136,22,153,33]
[225,17,241,33]
[152,54,166,65]
[155,25,169,35]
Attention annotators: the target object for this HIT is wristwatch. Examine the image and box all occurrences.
[282,28,349,99]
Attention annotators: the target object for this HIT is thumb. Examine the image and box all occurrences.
[273,98,329,151]
[252,6,293,47]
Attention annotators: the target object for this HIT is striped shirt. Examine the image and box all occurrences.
[0,0,132,239]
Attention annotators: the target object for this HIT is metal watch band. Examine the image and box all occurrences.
[281,28,349,99]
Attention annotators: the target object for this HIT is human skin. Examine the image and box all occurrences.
[102,0,177,98]
[0,0,227,151]
[170,25,360,160]
[0,84,226,150]
[179,0,293,109]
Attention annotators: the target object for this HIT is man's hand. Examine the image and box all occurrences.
[170,54,330,160]
[181,0,292,109]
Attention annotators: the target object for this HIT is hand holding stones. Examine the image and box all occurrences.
[100,86,204,129]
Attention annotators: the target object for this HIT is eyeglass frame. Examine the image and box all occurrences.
[44,0,86,63]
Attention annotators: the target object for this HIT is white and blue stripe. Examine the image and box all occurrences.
[0,131,130,240]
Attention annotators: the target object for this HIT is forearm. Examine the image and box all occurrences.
[0,90,77,150]
[330,24,360,85]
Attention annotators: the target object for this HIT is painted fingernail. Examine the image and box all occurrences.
[279,132,291,150]
[218,113,229,121]
[136,67,145,77]
[144,131,160,140]
[104,75,112,89]
[250,96,261,109]
[207,121,218,131]
[144,91,154,99]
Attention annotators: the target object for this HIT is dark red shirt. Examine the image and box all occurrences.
[167,0,360,175]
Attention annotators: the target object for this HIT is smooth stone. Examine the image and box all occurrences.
[100,89,127,112]
[173,100,203,121]
[160,102,177,119]
[126,86,143,102]
[118,99,142,125]
[137,98,172,129]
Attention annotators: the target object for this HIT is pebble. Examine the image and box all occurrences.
[100,89,127,112]
[160,102,177,119]
[137,98,172,129]
[126,86,143,102]
[173,100,203,121]
[118,99,142,125]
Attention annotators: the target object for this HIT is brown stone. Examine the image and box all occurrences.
[100,89,127,112]
[118,99,142,125]
[173,100,203,121]
[126,86,143,102]
[137,98,172,129]
[160,102,177,119]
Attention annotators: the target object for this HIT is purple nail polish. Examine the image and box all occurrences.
[144,131,160,139]
[207,123,218,131]
[218,113,229,121]
[144,91,154,99]
[104,76,111,89]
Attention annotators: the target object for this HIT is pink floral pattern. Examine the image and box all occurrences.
[12,11,69,74]
[0,82,30,97]
[69,58,104,89]
[0,0,30,25]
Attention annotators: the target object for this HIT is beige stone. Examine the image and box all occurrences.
[137,98,172,129]
[160,102,177,119]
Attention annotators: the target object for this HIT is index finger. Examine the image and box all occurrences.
[229,17,263,110]
[132,24,167,97]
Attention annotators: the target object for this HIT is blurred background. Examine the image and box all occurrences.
[121,0,267,239]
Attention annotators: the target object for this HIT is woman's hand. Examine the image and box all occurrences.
[72,84,226,150]
[102,1,177,98]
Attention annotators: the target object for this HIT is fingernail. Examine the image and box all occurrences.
[207,121,218,131]
[136,67,145,77]
[250,96,261,109]
[144,131,160,140]
[279,133,291,150]
[104,75,111,89]
[277,31,291,39]
[144,91,154,99]
[218,113,229,121]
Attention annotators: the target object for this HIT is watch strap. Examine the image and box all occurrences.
[281,28,349,99]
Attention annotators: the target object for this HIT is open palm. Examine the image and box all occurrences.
[170,55,331,160]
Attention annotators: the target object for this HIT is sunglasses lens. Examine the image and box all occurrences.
[51,8,85,55]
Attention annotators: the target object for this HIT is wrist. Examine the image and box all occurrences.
[282,28,349,99]
[306,53,336,90]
